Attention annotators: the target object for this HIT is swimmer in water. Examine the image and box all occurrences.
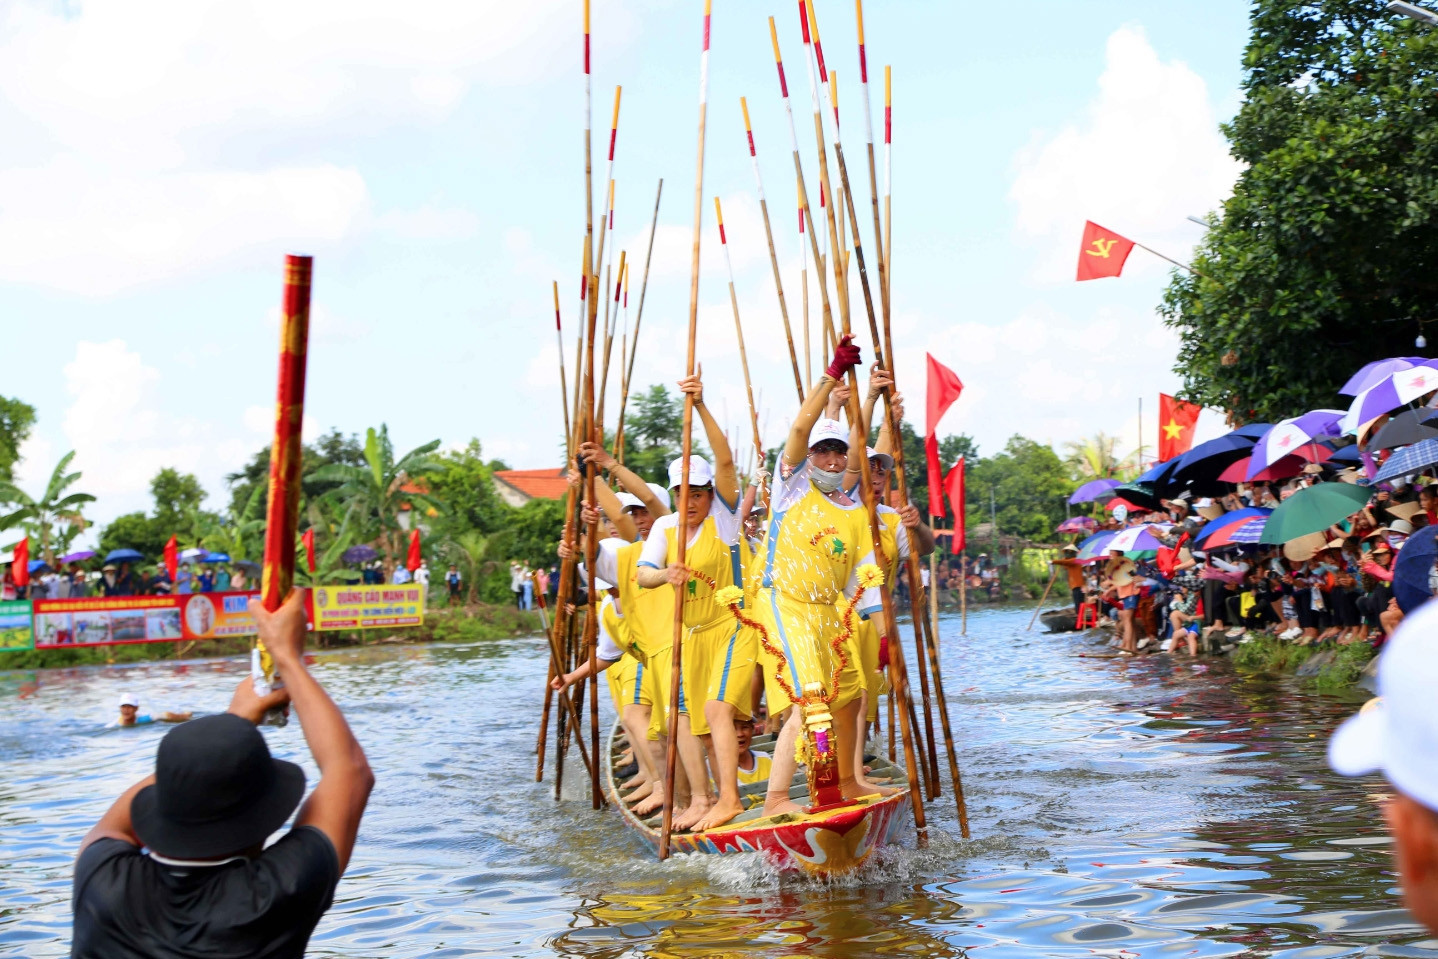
[116,692,191,727]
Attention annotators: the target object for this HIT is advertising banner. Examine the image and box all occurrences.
[0,600,33,652]
[31,592,265,648]
[312,585,425,631]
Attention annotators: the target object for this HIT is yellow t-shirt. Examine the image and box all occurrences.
[737,750,772,786]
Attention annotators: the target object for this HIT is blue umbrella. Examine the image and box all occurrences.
[1160,427,1267,496]
[1328,444,1363,464]
[201,552,231,564]
[28,559,49,574]
[1393,526,1438,614]
[1069,478,1120,505]
[1193,507,1274,547]
[104,548,144,563]
[1371,439,1438,483]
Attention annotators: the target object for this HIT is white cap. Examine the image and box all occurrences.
[1391,518,1415,535]
[646,482,673,509]
[119,691,139,708]
[808,418,850,450]
[1329,599,1438,812]
[616,492,645,511]
[866,446,894,470]
[667,456,715,490]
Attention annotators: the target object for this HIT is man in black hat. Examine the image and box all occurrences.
[72,591,374,958]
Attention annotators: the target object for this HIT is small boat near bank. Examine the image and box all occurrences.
[603,722,913,876]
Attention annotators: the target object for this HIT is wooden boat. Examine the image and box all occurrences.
[604,722,913,875]
[1039,607,1079,633]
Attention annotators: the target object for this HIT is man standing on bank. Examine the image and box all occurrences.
[71,590,374,958]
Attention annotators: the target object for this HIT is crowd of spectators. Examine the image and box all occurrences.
[1,560,252,602]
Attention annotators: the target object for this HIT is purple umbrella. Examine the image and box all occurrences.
[1249,410,1345,475]
[1342,367,1438,434]
[342,544,379,564]
[1056,516,1098,534]
[1340,357,1436,396]
[60,550,96,564]
[1069,478,1121,505]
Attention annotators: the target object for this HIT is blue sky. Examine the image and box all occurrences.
[0,0,1253,533]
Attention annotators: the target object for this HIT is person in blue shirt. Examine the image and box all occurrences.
[116,692,191,727]
[198,567,216,593]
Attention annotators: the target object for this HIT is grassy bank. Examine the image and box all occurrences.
[0,603,544,671]
[1231,634,1376,690]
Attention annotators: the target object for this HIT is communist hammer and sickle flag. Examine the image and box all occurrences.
[1076,220,1136,281]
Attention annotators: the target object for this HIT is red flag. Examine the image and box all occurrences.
[1158,393,1202,461]
[945,459,966,554]
[925,354,964,517]
[302,528,316,574]
[163,535,178,581]
[12,537,29,589]
[406,529,422,572]
[1076,220,1136,281]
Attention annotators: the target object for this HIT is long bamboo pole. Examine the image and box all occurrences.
[739,97,803,405]
[583,0,593,277]
[583,268,603,811]
[615,180,664,465]
[1029,569,1058,630]
[883,66,891,313]
[714,197,765,489]
[661,0,712,862]
[800,181,811,389]
[798,1,847,344]
[598,252,626,431]
[554,282,573,458]
[594,87,622,277]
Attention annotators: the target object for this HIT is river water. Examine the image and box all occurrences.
[0,605,1431,958]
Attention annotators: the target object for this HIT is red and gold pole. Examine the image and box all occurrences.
[254,254,311,719]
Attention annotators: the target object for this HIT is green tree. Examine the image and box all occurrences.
[965,436,1074,543]
[0,395,36,485]
[1161,1,1438,421]
[226,428,368,520]
[0,451,96,566]
[307,425,446,578]
[150,468,210,537]
[443,529,515,606]
[97,512,169,563]
[425,439,511,535]
[621,385,708,484]
[508,498,567,569]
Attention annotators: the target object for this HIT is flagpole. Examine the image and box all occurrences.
[740,97,804,405]
[661,0,712,863]
[1135,241,1205,278]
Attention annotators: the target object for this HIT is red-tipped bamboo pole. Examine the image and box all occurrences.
[739,97,803,405]
[554,282,573,458]
[661,0,712,862]
[714,197,765,488]
[583,267,604,811]
[615,180,663,465]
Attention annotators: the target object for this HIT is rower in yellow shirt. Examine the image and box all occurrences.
[635,372,757,833]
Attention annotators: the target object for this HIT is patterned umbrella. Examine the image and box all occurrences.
[1372,438,1438,483]
[1201,516,1268,549]
[1106,524,1171,554]
[1194,507,1274,547]
[1340,357,1437,396]
[1250,410,1345,471]
[1075,531,1117,562]
[1342,367,1438,435]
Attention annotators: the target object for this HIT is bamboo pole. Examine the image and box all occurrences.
[584,0,593,277]
[583,268,604,811]
[800,0,846,331]
[739,97,803,405]
[594,87,622,277]
[534,570,554,779]
[615,180,663,465]
[1028,569,1058,630]
[598,251,626,431]
[554,282,573,458]
[661,0,712,862]
[800,181,811,390]
[883,66,891,312]
[714,197,765,492]
[918,563,969,836]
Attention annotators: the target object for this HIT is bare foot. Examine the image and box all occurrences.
[763,795,803,817]
[621,773,645,790]
[632,790,666,817]
[624,780,654,804]
[693,796,745,832]
[851,778,900,797]
[672,797,712,832]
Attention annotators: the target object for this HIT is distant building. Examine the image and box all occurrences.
[492,468,569,507]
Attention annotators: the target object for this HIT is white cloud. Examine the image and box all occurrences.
[1009,24,1242,282]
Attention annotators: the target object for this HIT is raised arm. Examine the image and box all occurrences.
[786,335,863,469]
[588,482,639,542]
[875,391,904,457]
[579,440,670,517]
[252,591,374,873]
[678,373,740,507]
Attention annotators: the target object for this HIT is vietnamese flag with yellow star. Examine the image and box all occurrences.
[1076,221,1136,281]
[1158,393,1202,461]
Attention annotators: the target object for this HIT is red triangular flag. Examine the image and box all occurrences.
[302,528,316,574]
[163,535,178,581]
[406,529,422,572]
[13,537,29,589]
[1076,221,1136,281]
[945,459,966,554]
[925,354,963,518]
[1157,393,1202,462]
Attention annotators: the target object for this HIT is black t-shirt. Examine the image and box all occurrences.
[72,826,340,959]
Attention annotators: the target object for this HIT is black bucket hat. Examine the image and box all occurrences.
[131,713,305,859]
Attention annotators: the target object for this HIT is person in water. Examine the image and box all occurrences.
[72,591,374,959]
[115,692,191,727]
[1330,600,1438,935]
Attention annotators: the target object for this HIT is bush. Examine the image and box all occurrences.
[1232,634,1313,673]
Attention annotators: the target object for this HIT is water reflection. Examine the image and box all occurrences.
[0,606,1435,957]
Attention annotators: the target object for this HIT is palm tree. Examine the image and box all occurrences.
[307,426,446,579]
[296,497,362,586]
[1062,432,1138,484]
[444,529,514,606]
[0,451,95,566]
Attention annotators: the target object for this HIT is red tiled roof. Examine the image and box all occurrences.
[494,468,569,501]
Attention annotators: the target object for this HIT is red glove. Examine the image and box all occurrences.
[877,635,890,669]
[825,333,862,381]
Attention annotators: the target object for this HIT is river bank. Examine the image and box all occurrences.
[0,602,544,671]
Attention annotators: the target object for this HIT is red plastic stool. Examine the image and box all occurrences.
[1076,602,1099,629]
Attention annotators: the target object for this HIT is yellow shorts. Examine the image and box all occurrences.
[681,619,757,737]
[645,644,673,741]
[754,588,861,715]
[606,654,652,715]
[850,617,887,722]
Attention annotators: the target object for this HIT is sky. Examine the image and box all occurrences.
[0,0,1255,535]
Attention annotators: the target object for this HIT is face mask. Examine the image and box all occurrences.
[811,467,846,493]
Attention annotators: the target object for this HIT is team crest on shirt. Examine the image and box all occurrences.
[807,526,840,547]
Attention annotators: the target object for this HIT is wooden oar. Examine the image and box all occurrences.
[615,179,663,465]
[661,0,711,863]
[739,97,803,405]
[1029,569,1059,630]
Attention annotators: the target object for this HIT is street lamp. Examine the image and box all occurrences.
[1186,215,1210,229]
[1389,0,1438,26]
